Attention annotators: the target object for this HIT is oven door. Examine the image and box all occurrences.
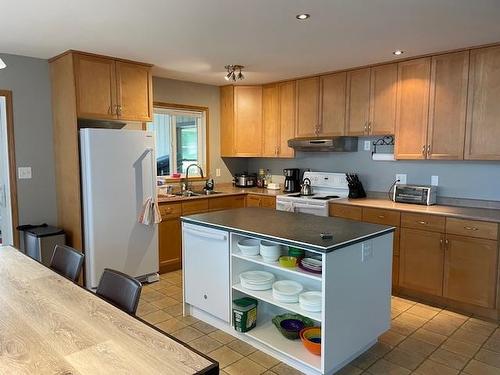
[293,202,328,216]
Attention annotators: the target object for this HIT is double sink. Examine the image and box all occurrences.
[173,190,222,197]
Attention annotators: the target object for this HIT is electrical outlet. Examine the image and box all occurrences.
[431,175,439,186]
[364,141,371,151]
[18,167,32,179]
[396,173,407,184]
[216,168,221,177]
[362,241,373,262]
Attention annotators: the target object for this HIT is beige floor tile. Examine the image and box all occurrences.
[136,301,159,316]
[350,348,381,369]
[366,358,411,375]
[171,291,184,302]
[262,371,278,375]
[463,359,500,375]
[379,329,406,347]
[335,364,363,375]
[411,328,448,346]
[220,371,230,375]
[468,317,499,329]
[484,336,500,353]
[413,359,459,375]
[191,320,218,334]
[441,338,481,358]
[227,339,258,356]
[163,303,183,317]
[434,311,468,326]
[475,348,500,368]
[429,348,469,370]
[391,317,420,336]
[150,296,179,309]
[384,347,426,370]
[270,362,305,375]
[398,336,437,356]
[155,317,187,333]
[158,284,182,296]
[248,351,280,369]
[141,290,165,302]
[406,304,440,320]
[224,357,266,375]
[462,319,498,336]
[439,308,470,319]
[391,297,416,311]
[188,335,223,354]
[177,314,200,326]
[141,309,172,325]
[450,326,489,346]
[209,346,243,368]
[396,312,429,327]
[422,317,462,337]
[171,326,204,342]
[209,329,237,344]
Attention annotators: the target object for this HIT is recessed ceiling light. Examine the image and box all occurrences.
[393,50,404,56]
[296,13,310,20]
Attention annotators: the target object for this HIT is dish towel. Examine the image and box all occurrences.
[139,197,161,225]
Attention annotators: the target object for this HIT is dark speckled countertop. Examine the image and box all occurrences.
[181,208,394,253]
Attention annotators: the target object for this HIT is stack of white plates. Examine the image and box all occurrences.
[272,280,304,303]
[240,271,275,291]
[299,291,322,312]
[299,257,323,273]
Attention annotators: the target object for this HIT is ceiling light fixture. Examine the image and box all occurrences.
[393,50,404,56]
[296,13,310,20]
[0,58,6,69]
[224,65,245,82]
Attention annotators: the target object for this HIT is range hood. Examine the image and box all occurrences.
[288,136,358,152]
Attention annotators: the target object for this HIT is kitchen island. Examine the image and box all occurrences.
[181,208,395,375]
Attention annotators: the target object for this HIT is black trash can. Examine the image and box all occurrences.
[17,224,66,266]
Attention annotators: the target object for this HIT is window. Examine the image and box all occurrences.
[147,106,207,177]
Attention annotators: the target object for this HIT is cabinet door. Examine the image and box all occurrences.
[444,235,498,308]
[278,81,296,158]
[262,84,280,157]
[346,68,371,136]
[369,64,398,135]
[465,46,500,160]
[183,224,230,322]
[115,61,152,121]
[158,218,181,273]
[427,51,469,160]
[261,196,276,209]
[74,54,117,120]
[395,58,431,159]
[399,228,444,296]
[296,77,320,137]
[320,72,346,136]
[245,195,262,207]
[233,86,263,156]
[220,86,234,156]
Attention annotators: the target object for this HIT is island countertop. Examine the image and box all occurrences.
[181,207,394,253]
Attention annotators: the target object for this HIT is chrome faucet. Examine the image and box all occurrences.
[182,163,204,193]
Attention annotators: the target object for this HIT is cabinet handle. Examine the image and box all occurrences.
[368,121,372,134]
[117,105,122,116]
[417,220,428,225]
[377,215,385,219]
[421,145,426,156]
[364,122,368,134]
[427,145,431,157]
[203,294,207,300]
[464,226,479,231]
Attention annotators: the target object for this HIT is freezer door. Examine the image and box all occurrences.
[80,128,158,289]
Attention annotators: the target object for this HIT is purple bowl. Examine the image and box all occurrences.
[280,319,305,332]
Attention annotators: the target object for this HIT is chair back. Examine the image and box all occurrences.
[50,245,84,282]
[96,268,142,315]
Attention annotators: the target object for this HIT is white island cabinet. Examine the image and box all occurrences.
[182,208,394,375]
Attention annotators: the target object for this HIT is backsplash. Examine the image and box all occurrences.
[243,138,500,202]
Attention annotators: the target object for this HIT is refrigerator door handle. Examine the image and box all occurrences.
[146,147,156,203]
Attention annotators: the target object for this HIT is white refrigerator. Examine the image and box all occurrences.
[80,128,159,289]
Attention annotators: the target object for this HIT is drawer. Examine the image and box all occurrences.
[261,196,276,209]
[401,212,445,233]
[182,199,209,215]
[208,195,245,211]
[446,218,498,240]
[246,195,262,208]
[159,203,181,219]
[329,204,362,220]
[362,207,401,226]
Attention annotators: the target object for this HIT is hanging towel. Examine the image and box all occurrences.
[139,197,161,225]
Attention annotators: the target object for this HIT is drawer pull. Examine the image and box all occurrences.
[377,215,385,219]
[464,226,479,231]
[417,221,428,225]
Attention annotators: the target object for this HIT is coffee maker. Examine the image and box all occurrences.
[283,168,300,193]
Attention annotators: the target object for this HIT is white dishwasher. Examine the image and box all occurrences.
[182,222,230,322]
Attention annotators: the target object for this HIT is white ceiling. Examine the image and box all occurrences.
[2,0,500,85]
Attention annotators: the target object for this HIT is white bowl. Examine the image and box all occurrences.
[260,241,282,262]
[238,238,260,256]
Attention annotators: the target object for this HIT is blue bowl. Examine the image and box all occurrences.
[280,319,305,332]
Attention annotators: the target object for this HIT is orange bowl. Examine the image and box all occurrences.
[299,327,321,356]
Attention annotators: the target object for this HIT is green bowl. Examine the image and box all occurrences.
[288,247,305,258]
[272,313,314,340]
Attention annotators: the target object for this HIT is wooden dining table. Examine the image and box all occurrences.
[0,246,218,374]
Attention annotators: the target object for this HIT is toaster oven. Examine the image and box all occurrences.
[393,184,437,205]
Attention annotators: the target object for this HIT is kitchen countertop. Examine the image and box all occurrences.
[332,198,500,223]
[181,207,394,253]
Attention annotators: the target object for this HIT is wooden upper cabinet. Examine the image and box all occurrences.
[220,86,234,156]
[74,54,117,120]
[346,68,371,136]
[320,72,346,136]
[296,77,320,137]
[395,58,431,159]
[262,84,280,157]
[278,81,296,158]
[115,61,152,121]
[427,51,469,160]
[465,46,500,160]
[369,63,398,135]
[233,86,263,156]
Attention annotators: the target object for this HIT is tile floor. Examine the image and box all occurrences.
[138,270,500,375]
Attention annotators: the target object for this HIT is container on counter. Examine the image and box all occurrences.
[232,297,258,332]
[256,169,266,188]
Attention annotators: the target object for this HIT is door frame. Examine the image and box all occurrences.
[0,90,19,248]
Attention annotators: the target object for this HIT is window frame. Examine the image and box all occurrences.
[150,102,209,182]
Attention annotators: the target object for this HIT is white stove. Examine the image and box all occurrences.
[276,171,349,216]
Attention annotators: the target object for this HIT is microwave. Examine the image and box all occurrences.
[393,184,437,205]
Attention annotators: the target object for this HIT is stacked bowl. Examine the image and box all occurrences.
[260,241,283,263]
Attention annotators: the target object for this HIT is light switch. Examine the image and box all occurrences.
[396,174,407,184]
[431,175,439,186]
[216,168,221,177]
[364,141,371,151]
[18,167,32,179]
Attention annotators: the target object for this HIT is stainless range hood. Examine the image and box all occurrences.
[288,136,358,152]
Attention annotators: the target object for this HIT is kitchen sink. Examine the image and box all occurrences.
[173,191,222,197]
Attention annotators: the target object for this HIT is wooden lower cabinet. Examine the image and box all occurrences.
[208,195,245,211]
[399,228,444,296]
[392,256,399,287]
[159,216,182,274]
[444,235,498,308]
[245,194,276,209]
[329,204,362,220]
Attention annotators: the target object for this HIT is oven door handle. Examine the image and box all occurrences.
[292,203,323,210]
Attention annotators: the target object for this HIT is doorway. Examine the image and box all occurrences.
[0,90,19,247]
